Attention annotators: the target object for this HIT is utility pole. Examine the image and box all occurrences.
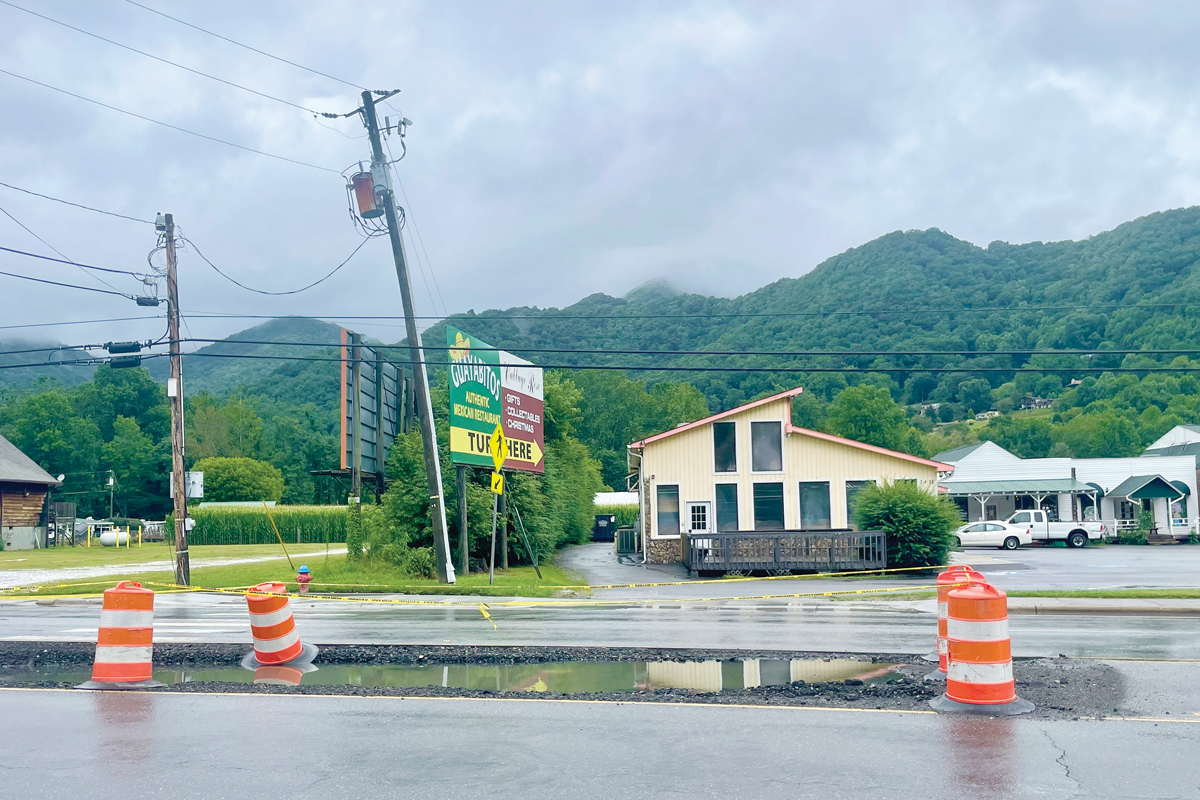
[163,213,189,586]
[360,91,455,583]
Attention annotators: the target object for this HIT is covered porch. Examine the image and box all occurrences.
[1104,475,1193,540]
[942,478,1103,525]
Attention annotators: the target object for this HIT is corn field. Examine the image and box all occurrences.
[165,506,348,546]
[595,503,638,528]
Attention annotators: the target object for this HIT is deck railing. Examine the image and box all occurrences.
[681,530,887,575]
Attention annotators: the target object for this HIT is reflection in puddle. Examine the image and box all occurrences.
[94,691,155,766]
[3,658,897,694]
[943,716,1019,799]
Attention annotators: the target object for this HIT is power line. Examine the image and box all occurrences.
[0,315,163,331]
[0,267,132,297]
[0,67,340,174]
[5,346,1200,375]
[0,244,146,277]
[140,350,1200,374]
[122,0,368,92]
[181,236,369,295]
[172,302,1200,323]
[0,208,127,294]
[170,338,1200,359]
[0,0,330,116]
[0,180,153,224]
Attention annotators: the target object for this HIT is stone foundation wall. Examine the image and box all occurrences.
[646,537,681,564]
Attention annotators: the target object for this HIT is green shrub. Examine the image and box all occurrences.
[1117,515,1151,545]
[345,500,364,562]
[166,505,347,546]
[852,481,963,568]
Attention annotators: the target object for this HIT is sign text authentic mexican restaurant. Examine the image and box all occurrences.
[447,326,545,473]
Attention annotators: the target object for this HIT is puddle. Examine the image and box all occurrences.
[0,658,897,692]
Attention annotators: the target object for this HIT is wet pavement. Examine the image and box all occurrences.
[4,591,1200,659]
[1,685,1196,799]
[563,541,1200,597]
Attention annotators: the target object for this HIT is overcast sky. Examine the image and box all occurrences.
[3,1,1200,349]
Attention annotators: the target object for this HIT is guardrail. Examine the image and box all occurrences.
[681,530,887,575]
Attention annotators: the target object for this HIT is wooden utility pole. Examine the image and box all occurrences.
[360,91,455,583]
[163,213,189,586]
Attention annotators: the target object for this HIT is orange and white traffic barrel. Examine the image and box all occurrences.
[77,581,163,690]
[926,566,986,681]
[243,582,317,667]
[930,581,1033,715]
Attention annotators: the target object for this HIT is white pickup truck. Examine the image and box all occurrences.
[1003,510,1105,548]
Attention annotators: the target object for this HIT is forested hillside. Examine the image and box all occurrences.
[6,206,1200,516]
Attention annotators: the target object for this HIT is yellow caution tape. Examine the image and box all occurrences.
[301,563,958,592]
[478,603,496,629]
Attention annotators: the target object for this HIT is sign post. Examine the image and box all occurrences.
[488,424,506,585]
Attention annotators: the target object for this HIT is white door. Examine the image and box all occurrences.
[685,502,712,534]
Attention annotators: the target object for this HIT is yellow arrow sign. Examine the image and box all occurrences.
[490,471,504,495]
[504,436,544,467]
[489,424,506,471]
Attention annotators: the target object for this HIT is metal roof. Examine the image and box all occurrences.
[1108,475,1185,500]
[1143,441,1200,467]
[940,478,1097,495]
[932,443,985,463]
[0,434,61,485]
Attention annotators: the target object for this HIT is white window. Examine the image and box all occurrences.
[750,421,783,472]
[656,485,680,536]
[713,422,737,473]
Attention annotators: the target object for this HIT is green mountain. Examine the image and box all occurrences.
[145,316,346,398]
[0,337,99,393]
[8,206,1200,409]
[430,207,1200,409]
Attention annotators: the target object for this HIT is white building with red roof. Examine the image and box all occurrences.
[627,387,952,564]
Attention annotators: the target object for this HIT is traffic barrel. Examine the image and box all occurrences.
[930,582,1033,715]
[76,581,163,690]
[243,582,317,667]
[921,565,976,663]
[926,566,986,681]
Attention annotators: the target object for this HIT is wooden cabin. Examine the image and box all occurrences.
[0,434,61,550]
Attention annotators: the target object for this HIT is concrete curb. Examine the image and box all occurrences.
[1007,597,1200,616]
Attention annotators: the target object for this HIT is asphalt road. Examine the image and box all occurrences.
[4,592,1200,658]
[564,542,1200,598]
[2,682,1196,800]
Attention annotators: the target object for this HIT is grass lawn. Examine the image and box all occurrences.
[1008,589,1200,599]
[833,588,1200,601]
[0,542,339,571]
[1,552,587,598]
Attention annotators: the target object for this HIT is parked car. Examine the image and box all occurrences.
[954,521,1033,550]
[1004,510,1105,548]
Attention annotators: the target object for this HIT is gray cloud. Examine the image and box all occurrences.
[2,0,1199,349]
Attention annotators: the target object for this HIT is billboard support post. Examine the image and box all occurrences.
[360,91,454,584]
[456,465,469,575]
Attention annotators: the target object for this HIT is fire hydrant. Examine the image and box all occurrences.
[296,565,312,595]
